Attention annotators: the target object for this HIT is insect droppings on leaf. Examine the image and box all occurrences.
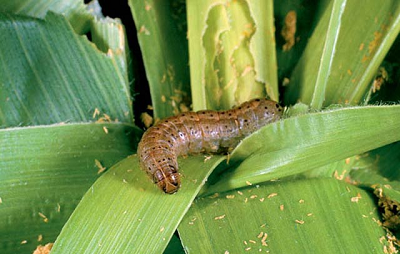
[38,212,48,223]
[33,243,53,254]
[214,214,226,220]
[281,11,297,51]
[261,233,268,246]
[92,108,100,119]
[209,193,220,199]
[351,193,362,202]
[145,2,152,11]
[204,155,212,162]
[139,25,150,35]
[95,159,106,174]
[140,112,153,128]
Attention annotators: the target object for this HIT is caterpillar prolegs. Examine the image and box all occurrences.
[137,98,283,194]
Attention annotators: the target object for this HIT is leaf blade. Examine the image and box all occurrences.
[0,0,92,33]
[0,123,141,254]
[285,0,400,105]
[128,0,190,119]
[203,105,400,194]
[51,155,225,254]
[310,0,347,109]
[180,179,388,253]
[187,0,278,110]
[0,13,133,127]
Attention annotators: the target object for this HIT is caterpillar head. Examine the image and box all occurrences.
[157,172,181,194]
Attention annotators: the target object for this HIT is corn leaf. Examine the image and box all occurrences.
[310,0,346,109]
[0,123,140,254]
[350,142,400,196]
[179,178,391,253]
[0,12,140,253]
[51,155,224,254]
[274,0,330,81]
[128,0,190,119]
[90,17,131,87]
[187,0,278,110]
[0,13,133,127]
[202,105,400,195]
[0,0,92,33]
[286,0,400,106]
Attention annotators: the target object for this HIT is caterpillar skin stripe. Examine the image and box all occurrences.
[137,98,283,194]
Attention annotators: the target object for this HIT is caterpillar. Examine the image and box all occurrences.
[137,98,283,194]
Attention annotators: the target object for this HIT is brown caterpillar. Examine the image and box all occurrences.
[137,98,283,194]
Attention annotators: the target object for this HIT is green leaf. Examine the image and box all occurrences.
[286,0,400,106]
[202,105,400,195]
[51,155,224,254]
[348,143,400,230]
[128,0,190,119]
[310,0,346,109]
[0,123,141,254]
[90,17,131,88]
[300,155,354,179]
[350,142,400,198]
[187,0,278,110]
[0,0,93,33]
[351,166,400,203]
[0,13,133,127]
[274,0,330,81]
[179,178,389,253]
[366,142,400,181]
